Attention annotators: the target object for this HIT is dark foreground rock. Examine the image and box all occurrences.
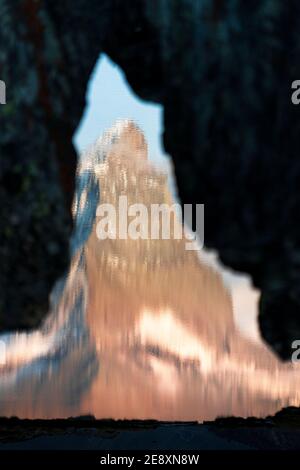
[1,1,300,358]
[1,407,300,450]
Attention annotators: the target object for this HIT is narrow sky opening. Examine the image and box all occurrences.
[74,54,167,168]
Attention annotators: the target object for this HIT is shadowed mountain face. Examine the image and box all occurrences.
[0,122,300,421]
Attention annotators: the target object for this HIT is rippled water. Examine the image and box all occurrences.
[1,120,300,421]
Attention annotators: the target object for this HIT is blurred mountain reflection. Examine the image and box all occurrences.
[1,121,300,421]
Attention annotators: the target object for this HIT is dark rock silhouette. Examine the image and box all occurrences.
[1,1,300,358]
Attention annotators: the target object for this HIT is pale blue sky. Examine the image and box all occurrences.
[74,54,167,166]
